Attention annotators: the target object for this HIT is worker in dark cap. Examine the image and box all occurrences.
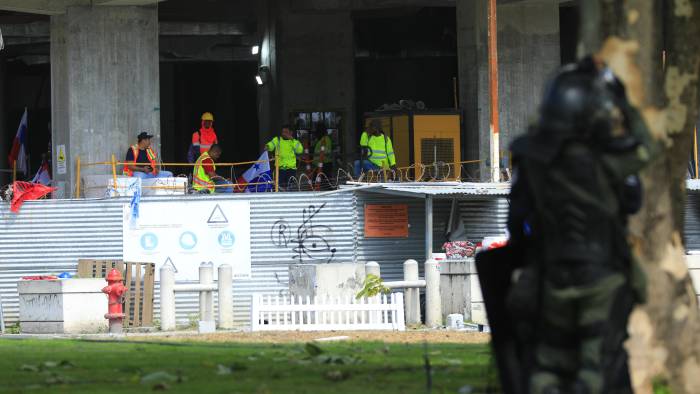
[353,119,396,177]
[123,131,173,179]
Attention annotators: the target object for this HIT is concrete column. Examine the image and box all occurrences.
[50,6,160,196]
[365,261,380,278]
[457,0,560,180]
[425,259,442,327]
[403,259,421,325]
[0,56,6,185]
[275,5,356,160]
[159,265,176,331]
[199,262,214,322]
[217,264,234,329]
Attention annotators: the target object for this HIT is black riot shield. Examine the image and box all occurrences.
[475,245,529,394]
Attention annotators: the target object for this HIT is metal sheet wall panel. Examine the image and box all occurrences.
[355,194,453,281]
[459,197,509,241]
[355,194,508,281]
[686,193,700,251]
[0,192,354,326]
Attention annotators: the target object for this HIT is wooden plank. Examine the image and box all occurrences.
[124,263,133,328]
[142,264,155,326]
[133,263,142,327]
[77,260,92,278]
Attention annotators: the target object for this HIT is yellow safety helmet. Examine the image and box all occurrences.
[201,112,214,121]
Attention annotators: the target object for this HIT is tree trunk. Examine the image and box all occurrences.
[579,1,700,392]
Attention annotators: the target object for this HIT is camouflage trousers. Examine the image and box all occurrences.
[530,273,633,394]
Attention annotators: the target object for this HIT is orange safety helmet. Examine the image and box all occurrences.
[201,112,214,121]
[106,268,123,282]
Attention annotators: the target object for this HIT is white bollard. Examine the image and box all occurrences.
[218,264,234,329]
[199,262,214,323]
[425,259,442,327]
[365,261,381,278]
[160,265,176,331]
[403,259,421,325]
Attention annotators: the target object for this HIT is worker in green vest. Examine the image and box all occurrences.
[354,119,396,177]
[265,124,303,190]
[192,144,232,193]
[313,125,334,179]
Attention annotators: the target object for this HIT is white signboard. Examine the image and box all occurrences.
[56,145,66,175]
[123,200,251,281]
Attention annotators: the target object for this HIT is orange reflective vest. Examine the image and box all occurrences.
[123,145,157,176]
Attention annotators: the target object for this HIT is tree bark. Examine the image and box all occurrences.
[579,1,700,392]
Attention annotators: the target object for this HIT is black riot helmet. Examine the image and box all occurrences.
[538,56,631,148]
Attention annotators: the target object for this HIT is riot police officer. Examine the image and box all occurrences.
[479,57,656,394]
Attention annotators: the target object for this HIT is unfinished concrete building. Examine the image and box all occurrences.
[0,0,571,195]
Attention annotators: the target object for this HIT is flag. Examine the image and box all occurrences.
[235,151,272,193]
[8,109,28,174]
[31,159,51,186]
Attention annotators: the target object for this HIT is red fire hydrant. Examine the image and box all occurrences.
[102,269,127,334]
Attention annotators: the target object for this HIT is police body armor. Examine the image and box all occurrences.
[476,57,655,394]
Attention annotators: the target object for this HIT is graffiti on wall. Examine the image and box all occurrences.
[270,202,337,263]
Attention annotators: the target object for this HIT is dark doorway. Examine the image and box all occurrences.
[1,60,51,183]
[159,61,260,177]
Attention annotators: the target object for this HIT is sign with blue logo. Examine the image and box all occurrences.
[123,200,251,280]
[179,231,198,250]
[140,232,158,251]
[218,231,235,248]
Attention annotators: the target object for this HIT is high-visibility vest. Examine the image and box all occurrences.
[360,132,395,168]
[193,151,215,192]
[123,145,157,176]
[266,137,303,169]
[313,136,333,166]
[192,129,218,154]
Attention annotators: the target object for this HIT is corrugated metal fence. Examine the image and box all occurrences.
[0,193,356,326]
[0,190,515,327]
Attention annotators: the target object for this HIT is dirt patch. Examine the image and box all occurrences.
[127,330,491,344]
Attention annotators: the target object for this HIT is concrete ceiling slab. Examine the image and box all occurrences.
[0,0,164,15]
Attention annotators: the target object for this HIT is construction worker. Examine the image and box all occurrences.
[312,125,333,179]
[124,132,173,179]
[265,125,303,190]
[192,144,232,193]
[188,112,219,163]
[353,119,396,177]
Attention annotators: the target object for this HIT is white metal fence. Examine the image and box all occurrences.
[251,293,405,331]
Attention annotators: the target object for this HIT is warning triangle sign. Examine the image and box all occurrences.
[207,204,228,224]
[163,256,178,273]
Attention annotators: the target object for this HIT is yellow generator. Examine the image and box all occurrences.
[363,111,461,180]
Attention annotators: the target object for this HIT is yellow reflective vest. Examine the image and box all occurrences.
[360,132,395,168]
[313,136,333,166]
[193,151,215,192]
[266,137,303,169]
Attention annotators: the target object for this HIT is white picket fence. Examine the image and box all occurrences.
[251,293,405,331]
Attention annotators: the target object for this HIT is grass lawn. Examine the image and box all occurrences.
[0,338,497,394]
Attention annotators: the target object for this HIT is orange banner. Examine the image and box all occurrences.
[364,204,409,238]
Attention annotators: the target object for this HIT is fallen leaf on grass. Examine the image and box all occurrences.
[305,342,323,356]
[217,364,232,375]
[314,355,362,365]
[20,364,39,372]
[140,371,178,385]
[152,382,170,391]
[458,385,473,394]
[324,370,350,382]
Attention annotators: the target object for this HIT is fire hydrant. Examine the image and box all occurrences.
[102,268,127,334]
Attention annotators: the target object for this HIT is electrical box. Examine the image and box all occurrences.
[363,111,461,180]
